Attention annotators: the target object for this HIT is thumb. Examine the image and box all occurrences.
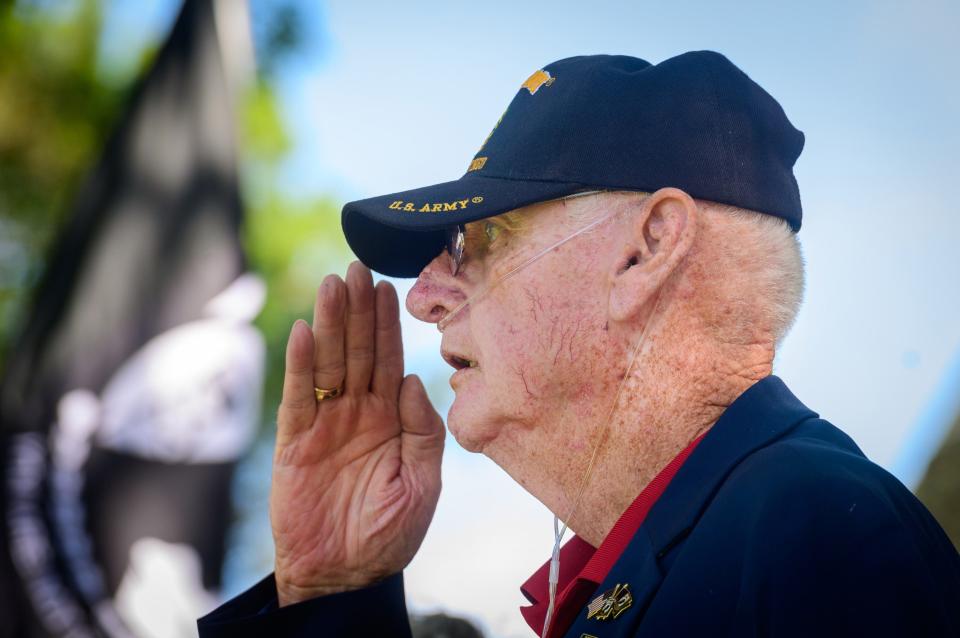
[398,374,445,467]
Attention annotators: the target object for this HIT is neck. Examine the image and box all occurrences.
[565,328,774,547]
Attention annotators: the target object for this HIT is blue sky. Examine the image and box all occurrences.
[103,1,960,635]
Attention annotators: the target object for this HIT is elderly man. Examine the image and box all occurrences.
[199,52,960,637]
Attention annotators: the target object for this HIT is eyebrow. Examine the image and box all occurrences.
[496,211,526,230]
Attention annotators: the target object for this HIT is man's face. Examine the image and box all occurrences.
[406,197,631,461]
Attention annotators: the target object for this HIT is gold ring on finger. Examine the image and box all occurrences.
[314,385,343,402]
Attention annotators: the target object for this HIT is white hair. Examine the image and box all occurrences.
[703,202,806,347]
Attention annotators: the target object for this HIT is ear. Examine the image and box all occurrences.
[608,188,698,322]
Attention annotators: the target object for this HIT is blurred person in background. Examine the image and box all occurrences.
[198,52,960,637]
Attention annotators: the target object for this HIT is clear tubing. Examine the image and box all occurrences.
[541,288,663,638]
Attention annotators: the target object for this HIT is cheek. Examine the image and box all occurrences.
[497,282,607,400]
[449,270,613,447]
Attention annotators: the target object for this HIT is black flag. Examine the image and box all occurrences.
[0,1,262,636]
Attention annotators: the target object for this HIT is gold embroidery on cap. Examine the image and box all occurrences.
[468,156,488,172]
[387,198,481,213]
[522,69,555,95]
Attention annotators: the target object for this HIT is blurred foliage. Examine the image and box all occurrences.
[248,0,304,78]
[0,0,352,428]
[916,414,960,549]
[240,80,291,165]
[0,0,123,349]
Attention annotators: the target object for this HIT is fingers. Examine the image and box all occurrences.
[371,280,403,399]
[313,275,346,393]
[344,262,376,393]
[278,319,318,442]
[398,375,445,469]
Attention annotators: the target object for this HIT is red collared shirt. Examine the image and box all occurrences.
[520,432,706,638]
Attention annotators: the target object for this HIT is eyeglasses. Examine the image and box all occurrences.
[443,190,605,277]
[445,223,467,276]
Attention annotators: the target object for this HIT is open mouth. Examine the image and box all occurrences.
[442,351,479,371]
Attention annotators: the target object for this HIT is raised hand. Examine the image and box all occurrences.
[270,261,445,606]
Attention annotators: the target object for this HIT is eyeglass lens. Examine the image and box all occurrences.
[446,224,465,276]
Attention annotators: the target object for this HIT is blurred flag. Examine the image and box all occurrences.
[0,1,262,637]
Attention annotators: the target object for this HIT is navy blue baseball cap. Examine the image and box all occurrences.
[342,51,805,278]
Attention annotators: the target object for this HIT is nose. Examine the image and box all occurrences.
[406,250,468,325]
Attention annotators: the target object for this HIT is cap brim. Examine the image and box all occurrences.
[341,174,587,277]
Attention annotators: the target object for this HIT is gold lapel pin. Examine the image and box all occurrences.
[586,583,634,621]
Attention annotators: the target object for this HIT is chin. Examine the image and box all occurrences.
[446,402,497,454]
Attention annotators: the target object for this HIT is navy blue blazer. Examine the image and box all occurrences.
[198,376,960,637]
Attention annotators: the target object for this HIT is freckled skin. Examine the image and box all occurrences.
[406,190,776,546]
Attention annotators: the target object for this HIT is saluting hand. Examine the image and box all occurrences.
[270,261,445,606]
